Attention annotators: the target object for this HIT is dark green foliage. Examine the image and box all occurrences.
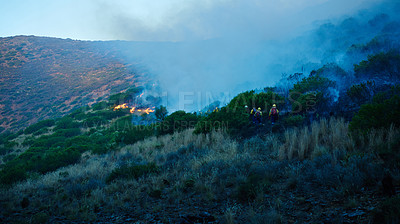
[39,147,81,173]
[159,111,199,135]
[347,81,376,104]
[31,135,66,148]
[0,146,81,185]
[289,74,336,114]
[195,90,283,135]
[227,90,283,112]
[0,147,11,156]
[194,107,247,135]
[67,108,89,120]
[24,119,55,135]
[54,128,81,138]
[155,105,168,121]
[0,163,27,185]
[283,115,305,127]
[54,117,80,130]
[83,116,107,128]
[91,101,109,111]
[372,195,400,224]
[349,93,400,132]
[32,127,49,136]
[354,50,400,80]
[316,63,348,78]
[106,163,159,183]
[5,141,18,148]
[117,125,155,145]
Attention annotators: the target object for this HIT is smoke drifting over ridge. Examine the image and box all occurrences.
[97,0,400,112]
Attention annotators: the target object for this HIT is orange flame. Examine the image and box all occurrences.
[139,108,155,114]
[113,103,155,114]
[113,103,128,111]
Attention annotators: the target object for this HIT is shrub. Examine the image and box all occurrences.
[106,162,159,183]
[194,107,248,136]
[283,115,305,127]
[0,147,11,156]
[227,90,283,112]
[83,116,107,128]
[354,50,400,80]
[33,127,49,136]
[91,101,109,111]
[117,125,155,145]
[349,93,400,133]
[0,163,27,185]
[54,117,80,130]
[155,105,168,121]
[54,128,81,138]
[159,111,199,135]
[289,74,335,114]
[24,119,55,134]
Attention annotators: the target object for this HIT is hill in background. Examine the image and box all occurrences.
[0,36,150,133]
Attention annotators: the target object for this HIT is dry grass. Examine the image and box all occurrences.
[279,117,353,160]
[2,119,399,223]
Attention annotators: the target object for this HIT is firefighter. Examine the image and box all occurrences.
[269,104,279,125]
[255,107,263,124]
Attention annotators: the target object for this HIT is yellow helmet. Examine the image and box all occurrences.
[258,107,261,110]
[273,104,276,107]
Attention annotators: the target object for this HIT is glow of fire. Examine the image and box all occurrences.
[113,104,154,115]
[113,103,128,110]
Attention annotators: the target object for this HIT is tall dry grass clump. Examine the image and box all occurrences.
[279,117,354,160]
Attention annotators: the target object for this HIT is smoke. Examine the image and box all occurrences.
[94,0,399,112]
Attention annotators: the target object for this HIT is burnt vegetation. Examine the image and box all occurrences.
[1,13,400,224]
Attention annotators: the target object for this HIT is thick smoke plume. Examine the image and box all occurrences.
[97,0,400,112]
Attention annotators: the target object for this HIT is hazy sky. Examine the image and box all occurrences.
[0,0,386,41]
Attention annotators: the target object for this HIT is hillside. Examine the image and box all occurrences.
[0,44,399,222]
[0,36,149,133]
[1,10,400,223]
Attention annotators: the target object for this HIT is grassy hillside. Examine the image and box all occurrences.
[0,36,150,133]
[1,14,400,223]
[1,51,400,222]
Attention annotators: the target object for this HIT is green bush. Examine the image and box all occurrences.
[83,116,107,128]
[227,90,283,112]
[0,147,11,156]
[159,111,199,135]
[54,117,80,130]
[194,107,247,136]
[91,101,109,111]
[283,115,305,127]
[24,119,55,135]
[354,50,400,80]
[117,125,155,145]
[54,128,81,138]
[289,74,335,114]
[106,163,159,183]
[0,163,27,185]
[31,135,66,148]
[349,94,400,132]
[32,127,49,136]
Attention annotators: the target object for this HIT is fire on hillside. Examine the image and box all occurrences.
[113,104,155,115]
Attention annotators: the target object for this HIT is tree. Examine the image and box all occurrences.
[155,105,168,121]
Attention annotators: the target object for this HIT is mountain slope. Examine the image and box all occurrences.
[0,36,149,132]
